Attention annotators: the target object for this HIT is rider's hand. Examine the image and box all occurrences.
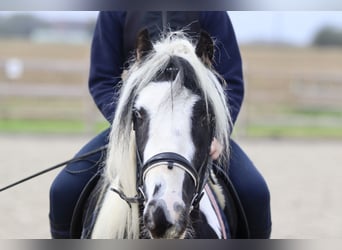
[209,138,223,160]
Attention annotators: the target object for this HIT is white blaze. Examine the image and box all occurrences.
[135,81,199,222]
[134,81,199,163]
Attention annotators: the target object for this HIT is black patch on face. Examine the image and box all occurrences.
[132,106,150,162]
[191,99,215,171]
[153,59,179,83]
[182,173,196,206]
[152,56,201,96]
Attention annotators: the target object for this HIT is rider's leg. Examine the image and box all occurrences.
[49,128,110,238]
[228,139,272,238]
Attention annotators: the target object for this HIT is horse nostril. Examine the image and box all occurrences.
[144,203,173,238]
[144,213,155,231]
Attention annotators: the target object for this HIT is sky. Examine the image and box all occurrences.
[229,11,342,46]
[1,11,342,46]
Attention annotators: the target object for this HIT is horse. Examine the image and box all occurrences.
[70,30,249,239]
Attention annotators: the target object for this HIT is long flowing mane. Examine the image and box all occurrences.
[91,31,232,238]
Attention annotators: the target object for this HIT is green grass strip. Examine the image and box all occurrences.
[1,118,341,138]
[0,119,110,134]
[0,119,86,134]
[247,124,342,138]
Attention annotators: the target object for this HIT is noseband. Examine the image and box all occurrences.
[140,152,210,206]
[111,150,211,209]
[140,153,199,188]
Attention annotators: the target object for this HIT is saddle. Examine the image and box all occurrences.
[70,164,250,239]
[210,163,250,238]
[70,171,101,239]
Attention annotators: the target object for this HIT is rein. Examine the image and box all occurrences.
[0,145,108,193]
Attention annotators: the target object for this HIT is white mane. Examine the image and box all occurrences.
[91,32,232,239]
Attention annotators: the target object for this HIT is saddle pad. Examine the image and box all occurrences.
[204,184,230,239]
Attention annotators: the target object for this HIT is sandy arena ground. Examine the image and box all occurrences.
[0,134,341,239]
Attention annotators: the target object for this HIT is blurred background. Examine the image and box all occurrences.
[0,11,341,136]
[0,11,341,239]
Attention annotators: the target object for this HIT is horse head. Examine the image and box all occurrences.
[90,30,231,239]
[132,30,226,238]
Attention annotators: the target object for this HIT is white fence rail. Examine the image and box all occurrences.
[1,59,342,135]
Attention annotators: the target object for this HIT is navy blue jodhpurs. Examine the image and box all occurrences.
[49,128,271,238]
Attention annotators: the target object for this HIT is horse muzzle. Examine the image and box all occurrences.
[138,152,208,238]
[143,198,188,239]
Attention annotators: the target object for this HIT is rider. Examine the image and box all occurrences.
[49,11,272,239]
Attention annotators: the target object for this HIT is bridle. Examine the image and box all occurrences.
[111,147,212,210]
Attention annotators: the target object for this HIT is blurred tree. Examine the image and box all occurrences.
[84,19,96,36]
[0,14,96,41]
[312,26,342,47]
[0,14,48,39]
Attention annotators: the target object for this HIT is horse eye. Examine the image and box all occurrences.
[133,109,143,120]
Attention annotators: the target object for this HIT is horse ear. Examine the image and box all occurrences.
[195,30,214,66]
[136,29,153,61]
